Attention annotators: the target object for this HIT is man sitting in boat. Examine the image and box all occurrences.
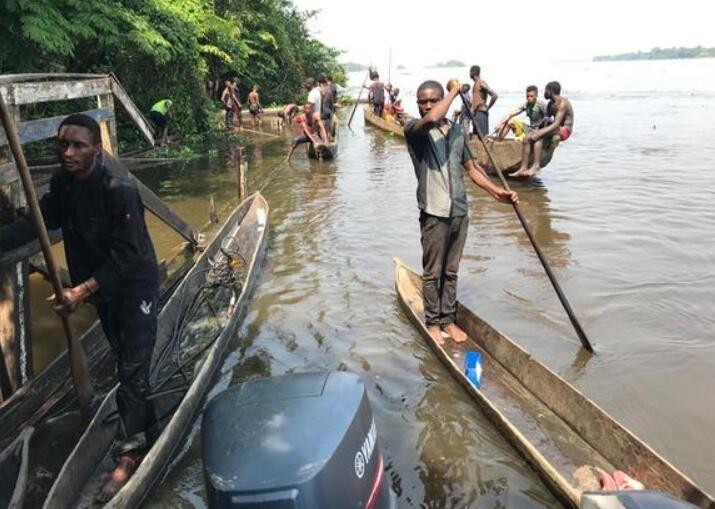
[494,85,546,140]
[0,114,160,502]
[404,79,518,345]
[513,81,573,178]
[285,102,330,162]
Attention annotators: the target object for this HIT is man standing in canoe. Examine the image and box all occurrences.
[0,114,159,502]
[513,81,574,177]
[469,65,498,135]
[404,80,518,345]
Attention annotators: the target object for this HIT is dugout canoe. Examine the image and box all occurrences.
[43,193,269,509]
[394,258,714,509]
[363,105,559,178]
[363,105,405,137]
[467,137,559,176]
[307,118,339,160]
[0,427,33,509]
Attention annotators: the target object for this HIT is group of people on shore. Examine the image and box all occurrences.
[217,77,263,129]
[284,74,339,161]
[454,64,574,177]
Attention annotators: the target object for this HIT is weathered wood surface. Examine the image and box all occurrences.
[0,78,111,107]
[394,258,715,509]
[109,75,155,146]
[468,138,559,175]
[363,106,405,137]
[0,108,113,147]
[0,230,63,268]
[0,426,34,509]
[0,74,106,85]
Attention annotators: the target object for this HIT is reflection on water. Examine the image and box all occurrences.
[23,59,715,508]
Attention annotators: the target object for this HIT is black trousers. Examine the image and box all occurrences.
[419,212,469,326]
[96,290,158,451]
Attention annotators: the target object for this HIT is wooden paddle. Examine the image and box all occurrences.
[347,70,370,128]
[0,93,95,414]
[456,87,595,353]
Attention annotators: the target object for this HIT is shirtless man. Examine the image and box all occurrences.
[285,102,329,162]
[513,81,574,178]
[277,103,299,129]
[469,65,498,136]
[247,85,262,127]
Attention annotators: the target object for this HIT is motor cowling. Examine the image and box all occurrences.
[202,372,395,509]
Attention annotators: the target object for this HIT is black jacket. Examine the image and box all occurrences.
[0,162,159,298]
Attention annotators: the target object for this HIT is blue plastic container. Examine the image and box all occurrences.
[464,350,482,388]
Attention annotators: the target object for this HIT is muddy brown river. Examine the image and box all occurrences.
[20,59,715,507]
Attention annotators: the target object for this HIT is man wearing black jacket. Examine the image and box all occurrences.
[0,114,159,501]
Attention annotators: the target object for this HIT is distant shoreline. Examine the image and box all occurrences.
[429,60,466,68]
[594,46,715,62]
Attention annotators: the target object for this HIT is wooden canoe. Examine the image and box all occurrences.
[363,105,405,137]
[43,193,269,509]
[394,258,714,509]
[0,427,33,509]
[307,118,339,160]
[0,257,192,453]
[363,105,559,178]
[467,137,559,176]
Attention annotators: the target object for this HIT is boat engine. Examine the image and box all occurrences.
[202,371,396,509]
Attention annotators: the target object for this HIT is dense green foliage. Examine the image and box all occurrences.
[594,46,715,62]
[0,0,344,137]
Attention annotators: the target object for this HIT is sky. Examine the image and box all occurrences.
[293,0,715,71]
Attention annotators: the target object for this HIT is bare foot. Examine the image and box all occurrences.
[96,452,143,503]
[426,325,444,346]
[512,166,529,178]
[443,323,468,343]
[522,165,541,178]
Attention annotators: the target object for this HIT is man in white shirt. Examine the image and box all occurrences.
[306,78,322,119]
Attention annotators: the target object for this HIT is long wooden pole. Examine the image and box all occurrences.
[347,70,370,128]
[457,90,594,353]
[0,92,94,413]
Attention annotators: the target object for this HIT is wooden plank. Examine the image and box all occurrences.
[5,78,111,106]
[0,162,17,186]
[133,177,196,245]
[109,75,155,145]
[0,230,63,267]
[0,108,112,146]
[97,94,118,156]
[0,73,106,85]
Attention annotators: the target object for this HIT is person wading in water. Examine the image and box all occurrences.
[404,80,518,345]
[285,102,329,162]
[0,114,160,502]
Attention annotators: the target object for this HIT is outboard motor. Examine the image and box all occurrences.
[202,372,396,509]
